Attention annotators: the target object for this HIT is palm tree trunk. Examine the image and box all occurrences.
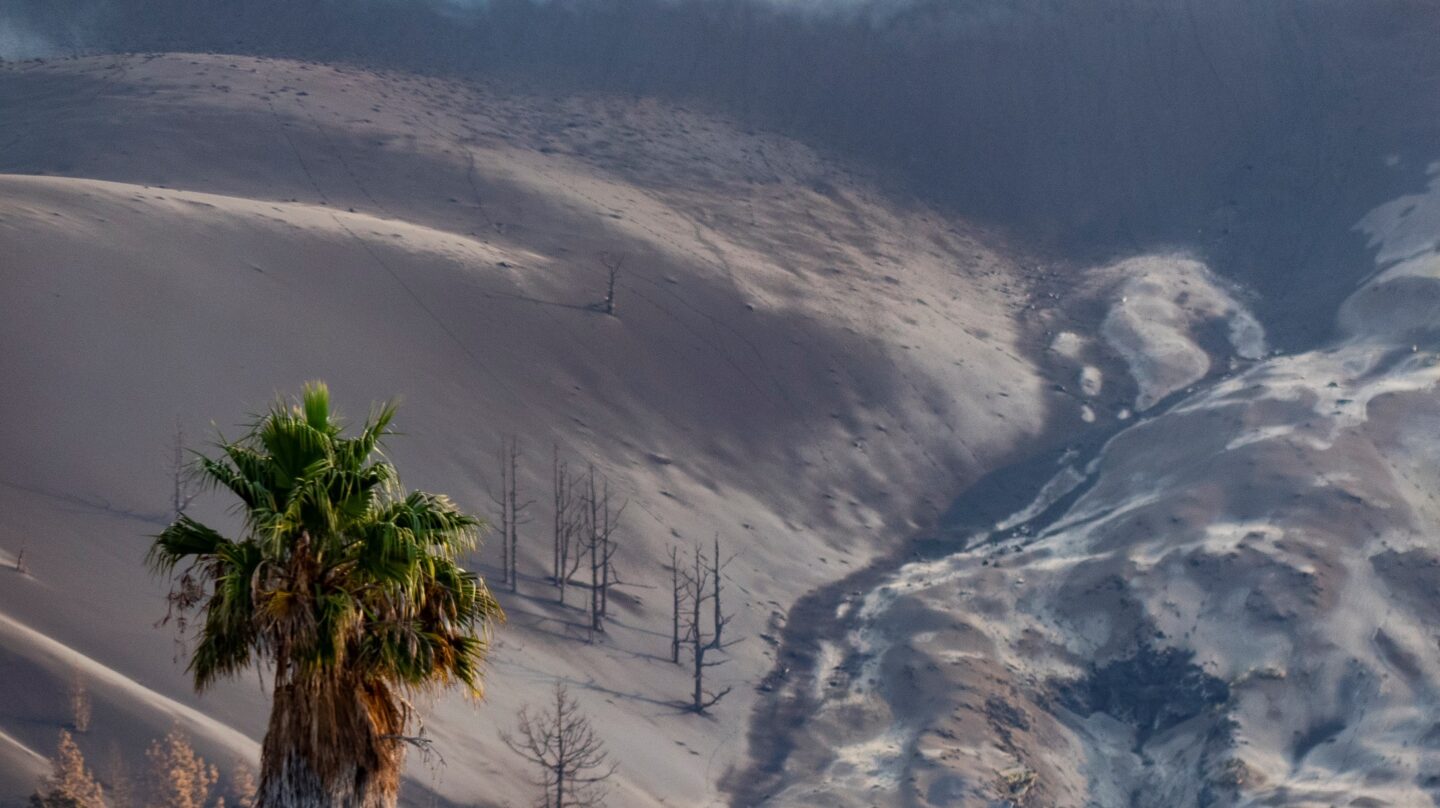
[257,677,404,808]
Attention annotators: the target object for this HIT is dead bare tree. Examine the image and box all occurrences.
[585,466,601,640]
[493,443,510,588]
[560,521,585,608]
[679,537,737,713]
[668,546,681,664]
[553,446,566,592]
[552,447,585,605]
[171,422,196,519]
[710,535,725,650]
[491,436,534,592]
[502,683,617,808]
[579,465,626,639]
[597,477,623,621]
[597,253,622,316]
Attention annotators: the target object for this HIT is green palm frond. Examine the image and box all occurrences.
[344,399,398,467]
[301,381,334,434]
[149,383,503,700]
[148,516,231,574]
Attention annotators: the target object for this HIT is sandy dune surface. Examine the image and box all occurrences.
[0,54,1059,806]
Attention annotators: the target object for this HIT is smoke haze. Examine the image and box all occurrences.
[0,14,62,59]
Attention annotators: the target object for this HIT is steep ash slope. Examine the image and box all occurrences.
[0,54,1055,806]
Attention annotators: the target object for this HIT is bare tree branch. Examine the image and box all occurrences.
[171,420,197,519]
[595,253,623,316]
[669,545,681,664]
[678,538,737,713]
[502,684,617,807]
[553,446,583,605]
[489,441,510,588]
[493,436,533,593]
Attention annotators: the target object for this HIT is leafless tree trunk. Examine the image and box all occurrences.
[669,546,681,664]
[171,422,196,519]
[509,439,532,592]
[491,444,510,589]
[597,253,622,316]
[561,509,585,608]
[553,446,564,590]
[587,464,600,640]
[597,478,622,620]
[578,466,625,639]
[502,684,616,808]
[492,437,533,592]
[711,534,724,647]
[553,447,582,605]
[598,480,610,621]
[679,539,736,713]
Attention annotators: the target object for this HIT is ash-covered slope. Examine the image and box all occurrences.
[740,175,1440,805]
[0,53,1054,806]
[3,1,1440,805]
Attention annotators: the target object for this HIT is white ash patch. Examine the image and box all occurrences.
[1097,255,1265,410]
[1357,160,1440,267]
[1050,331,1087,359]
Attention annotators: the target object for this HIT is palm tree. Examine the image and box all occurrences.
[149,382,503,808]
